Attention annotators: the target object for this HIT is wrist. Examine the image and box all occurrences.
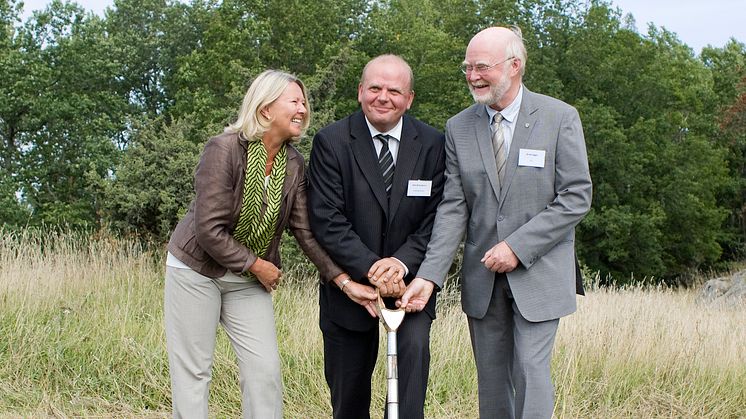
[338,278,351,293]
[248,258,263,274]
[415,277,435,290]
[390,256,409,276]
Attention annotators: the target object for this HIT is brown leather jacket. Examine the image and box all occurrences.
[168,131,342,280]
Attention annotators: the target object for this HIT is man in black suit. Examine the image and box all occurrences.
[307,54,446,419]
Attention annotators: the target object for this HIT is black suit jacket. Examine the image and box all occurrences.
[308,111,446,331]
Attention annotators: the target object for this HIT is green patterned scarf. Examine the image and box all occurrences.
[233,140,287,259]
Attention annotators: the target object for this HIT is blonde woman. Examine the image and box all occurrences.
[165,70,349,418]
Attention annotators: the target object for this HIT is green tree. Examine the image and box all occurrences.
[254,0,367,77]
[168,0,266,131]
[0,0,26,225]
[717,76,746,260]
[574,101,668,278]
[1,1,129,228]
[102,117,201,242]
[702,41,746,260]
[105,0,186,119]
[555,2,730,280]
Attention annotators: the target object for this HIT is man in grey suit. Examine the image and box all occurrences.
[398,26,592,418]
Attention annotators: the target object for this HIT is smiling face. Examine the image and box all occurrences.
[464,27,521,110]
[466,57,512,106]
[263,81,307,142]
[357,57,415,132]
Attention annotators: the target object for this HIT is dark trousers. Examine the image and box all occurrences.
[320,310,432,419]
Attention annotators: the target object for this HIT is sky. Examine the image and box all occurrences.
[18,0,746,53]
[611,0,745,52]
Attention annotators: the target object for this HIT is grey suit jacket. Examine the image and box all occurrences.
[417,87,592,322]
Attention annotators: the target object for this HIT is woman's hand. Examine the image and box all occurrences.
[249,258,282,292]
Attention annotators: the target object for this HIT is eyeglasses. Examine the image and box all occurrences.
[460,57,515,75]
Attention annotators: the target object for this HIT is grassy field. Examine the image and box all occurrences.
[1,230,744,418]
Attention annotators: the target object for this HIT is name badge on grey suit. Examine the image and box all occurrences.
[518,148,546,168]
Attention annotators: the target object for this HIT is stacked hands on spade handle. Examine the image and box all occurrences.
[337,241,520,317]
[334,257,406,318]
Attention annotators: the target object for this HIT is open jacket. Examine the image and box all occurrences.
[307,112,446,331]
[168,131,342,280]
[417,88,592,321]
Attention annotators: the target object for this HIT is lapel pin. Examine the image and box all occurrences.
[524,123,530,128]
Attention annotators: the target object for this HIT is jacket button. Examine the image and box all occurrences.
[498,215,504,222]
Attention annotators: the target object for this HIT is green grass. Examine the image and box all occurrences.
[1,230,744,418]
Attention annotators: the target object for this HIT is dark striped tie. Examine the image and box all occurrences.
[375,134,395,196]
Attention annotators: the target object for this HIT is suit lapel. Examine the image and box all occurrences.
[349,112,389,216]
[389,116,422,219]
[473,105,501,200]
[500,88,539,205]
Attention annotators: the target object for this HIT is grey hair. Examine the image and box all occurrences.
[505,25,527,76]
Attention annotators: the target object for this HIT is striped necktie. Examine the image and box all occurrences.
[375,134,395,196]
[491,113,506,188]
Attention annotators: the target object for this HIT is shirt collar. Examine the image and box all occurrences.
[364,116,403,142]
[486,84,523,124]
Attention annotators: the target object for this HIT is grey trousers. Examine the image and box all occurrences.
[468,274,559,419]
[164,266,282,419]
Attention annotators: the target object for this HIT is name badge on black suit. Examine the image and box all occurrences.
[407,180,432,197]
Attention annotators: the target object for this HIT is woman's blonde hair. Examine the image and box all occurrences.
[225,70,311,142]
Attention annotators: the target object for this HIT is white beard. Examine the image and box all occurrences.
[469,69,511,105]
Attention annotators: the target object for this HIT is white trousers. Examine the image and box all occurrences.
[164,266,282,419]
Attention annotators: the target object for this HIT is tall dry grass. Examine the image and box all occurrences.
[555,284,745,417]
[0,230,744,418]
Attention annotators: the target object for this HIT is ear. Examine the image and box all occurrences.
[511,58,521,75]
[357,83,364,104]
[406,90,415,110]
